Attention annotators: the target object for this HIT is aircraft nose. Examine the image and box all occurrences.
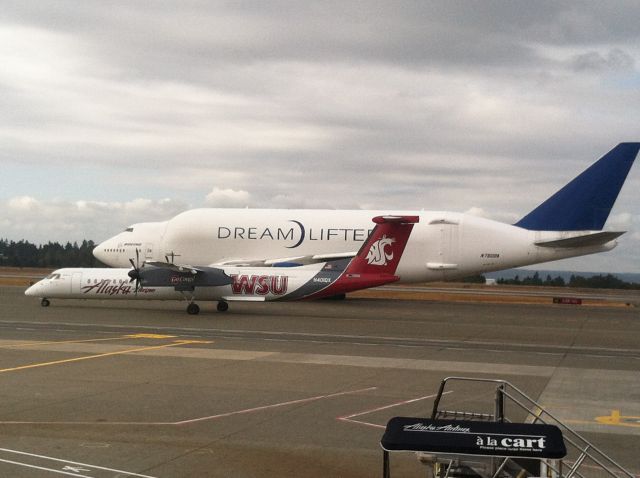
[25,282,41,297]
[93,237,131,267]
[93,241,108,264]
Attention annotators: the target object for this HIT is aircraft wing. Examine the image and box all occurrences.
[138,261,232,288]
[143,261,204,274]
[211,252,357,268]
[534,231,625,248]
[310,252,358,261]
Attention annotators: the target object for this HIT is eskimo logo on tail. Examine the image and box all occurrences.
[366,235,395,266]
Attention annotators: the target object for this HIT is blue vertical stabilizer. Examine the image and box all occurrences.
[515,143,640,231]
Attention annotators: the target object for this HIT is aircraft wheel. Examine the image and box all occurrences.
[217,301,229,312]
[187,303,200,315]
[41,298,50,307]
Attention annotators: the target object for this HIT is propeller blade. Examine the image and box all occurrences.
[128,249,142,294]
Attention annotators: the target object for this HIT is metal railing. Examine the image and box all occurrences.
[430,377,634,478]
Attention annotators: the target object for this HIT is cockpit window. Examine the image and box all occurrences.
[124,227,134,232]
[46,273,61,280]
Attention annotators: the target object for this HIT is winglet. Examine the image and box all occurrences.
[515,143,639,231]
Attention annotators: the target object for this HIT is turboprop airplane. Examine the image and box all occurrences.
[93,143,640,282]
[26,216,417,314]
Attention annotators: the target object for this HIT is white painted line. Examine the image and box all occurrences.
[0,456,91,477]
[175,386,378,425]
[340,417,386,429]
[0,387,378,428]
[0,447,158,478]
[337,390,453,429]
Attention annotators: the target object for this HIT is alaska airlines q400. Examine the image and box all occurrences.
[93,143,639,283]
[26,216,417,314]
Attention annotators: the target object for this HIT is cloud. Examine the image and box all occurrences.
[606,212,633,230]
[465,207,490,219]
[8,196,40,211]
[0,196,188,243]
[204,187,251,208]
[570,48,635,72]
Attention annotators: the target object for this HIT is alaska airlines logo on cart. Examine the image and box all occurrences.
[217,220,372,249]
[404,423,470,433]
[230,275,288,295]
[366,235,395,266]
[81,280,155,295]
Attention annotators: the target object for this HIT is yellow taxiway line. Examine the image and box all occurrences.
[0,333,177,349]
[0,339,208,374]
[595,409,640,428]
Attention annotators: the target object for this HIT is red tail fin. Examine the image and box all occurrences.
[344,215,419,276]
[302,215,419,300]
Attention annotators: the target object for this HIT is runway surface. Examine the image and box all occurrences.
[0,286,638,477]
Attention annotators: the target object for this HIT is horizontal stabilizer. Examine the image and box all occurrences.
[516,143,639,231]
[534,231,624,248]
[212,258,272,267]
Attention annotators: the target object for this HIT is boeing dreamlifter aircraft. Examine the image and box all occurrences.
[93,143,639,283]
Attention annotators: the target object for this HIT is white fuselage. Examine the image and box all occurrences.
[25,264,330,302]
[94,209,617,282]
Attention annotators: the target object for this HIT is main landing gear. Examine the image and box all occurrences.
[41,298,50,307]
[216,301,229,312]
[184,301,229,314]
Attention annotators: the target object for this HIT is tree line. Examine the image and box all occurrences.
[0,239,103,268]
[496,271,640,290]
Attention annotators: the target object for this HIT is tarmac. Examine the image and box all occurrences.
[0,285,638,477]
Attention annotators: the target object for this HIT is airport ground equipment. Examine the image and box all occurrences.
[380,377,634,478]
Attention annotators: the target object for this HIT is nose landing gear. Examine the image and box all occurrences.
[186,303,200,315]
[41,298,50,307]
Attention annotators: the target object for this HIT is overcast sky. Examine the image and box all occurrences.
[1,1,639,272]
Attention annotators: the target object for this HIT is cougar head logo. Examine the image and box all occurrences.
[366,235,395,266]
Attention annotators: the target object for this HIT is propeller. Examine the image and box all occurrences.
[165,251,180,264]
[127,248,142,295]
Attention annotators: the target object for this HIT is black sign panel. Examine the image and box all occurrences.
[381,418,566,459]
